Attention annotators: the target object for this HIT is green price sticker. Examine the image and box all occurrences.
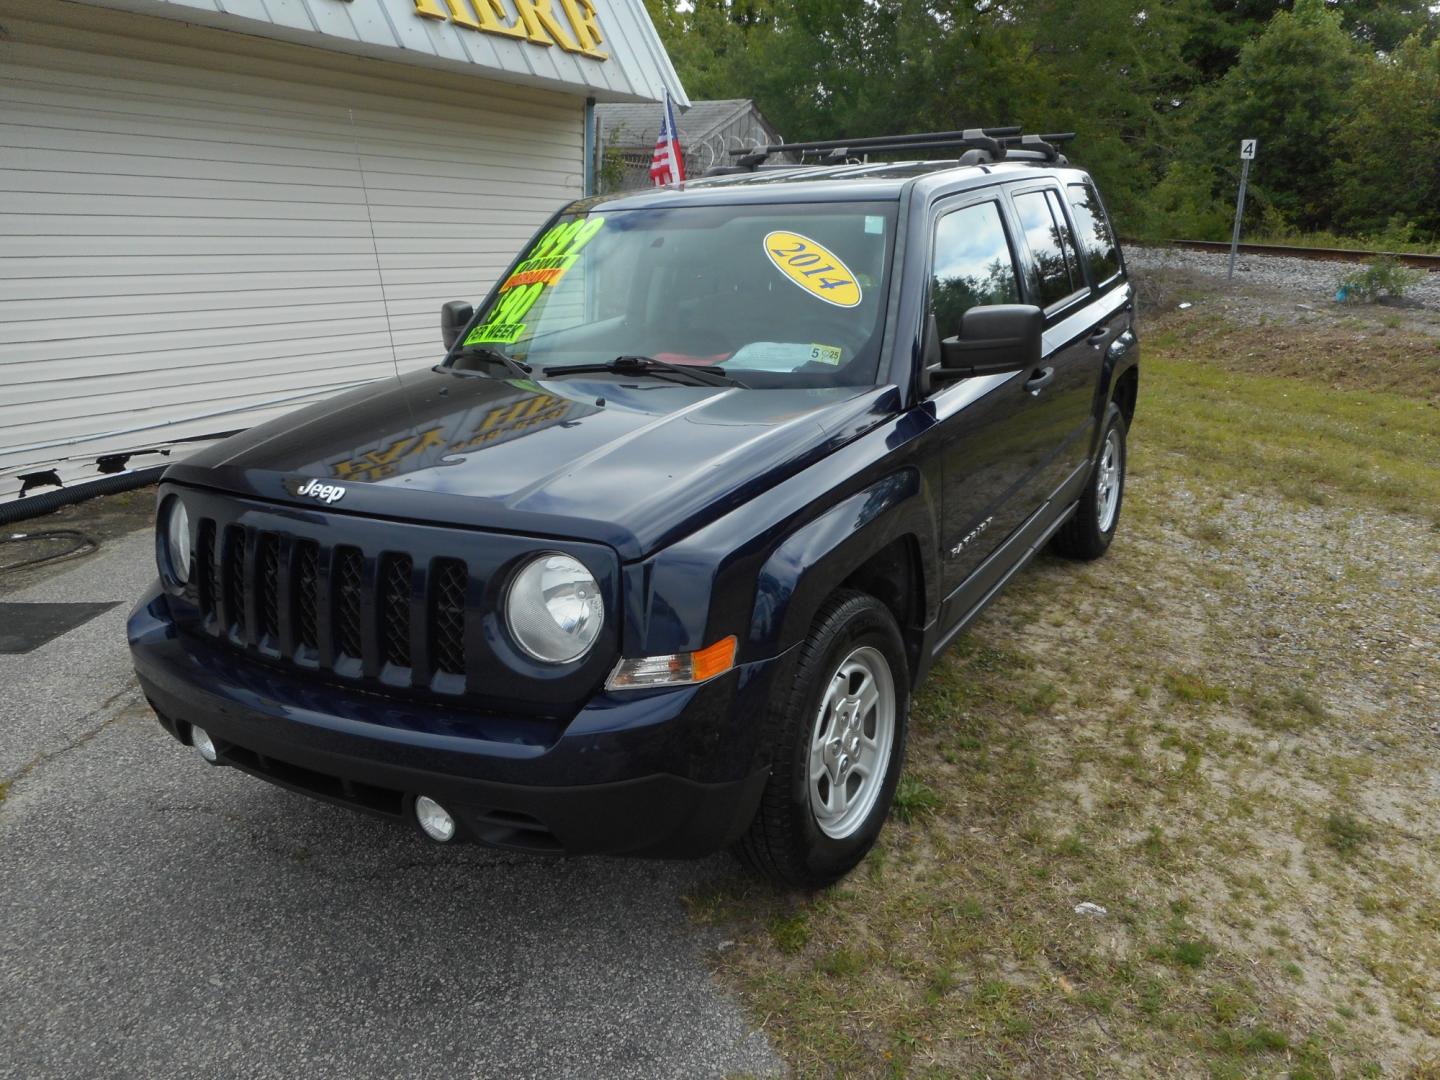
[465,321,526,345]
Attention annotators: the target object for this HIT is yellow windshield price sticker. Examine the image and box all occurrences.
[764,231,862,308]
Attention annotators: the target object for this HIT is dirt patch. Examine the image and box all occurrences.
[0,486,156,596]
[1153,311,1440,404]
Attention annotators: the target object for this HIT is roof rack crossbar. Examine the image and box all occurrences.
[721,128,1078,171]
[995,132,1076,162]
[818,135,1012,162]
[729,126,1022,159]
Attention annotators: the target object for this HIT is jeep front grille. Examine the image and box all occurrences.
[258,534,281,643]
[429,558,467,676]
[194,519,467,691]
[380,553,413,668]
[294,540,320,653]
[333,546,364,661]
[223,524,247,639]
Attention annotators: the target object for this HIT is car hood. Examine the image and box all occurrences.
[166,367,898,560]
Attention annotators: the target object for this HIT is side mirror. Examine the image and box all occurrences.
[935,304,1043,382]
[441,300,474,351]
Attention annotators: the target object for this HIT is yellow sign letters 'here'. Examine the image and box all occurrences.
[413,0,607,60]
[763,231,863,309]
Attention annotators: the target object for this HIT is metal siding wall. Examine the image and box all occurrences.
[0,5,584,499]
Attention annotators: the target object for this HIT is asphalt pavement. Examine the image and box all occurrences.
[0,528,781,1079]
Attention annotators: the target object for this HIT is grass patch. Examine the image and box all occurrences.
[769,912,810,955]
[890,777,942,823]
[1141,348,1440,520]
[1240,229,1440,257]
[1168,937,1214,970]
[1323,811,1375,857]
[816,948,866,978]
[1163,670,1229,705]
[696,293,1440,1076]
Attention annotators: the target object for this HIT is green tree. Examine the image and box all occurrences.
[1200,0,1362,230]
[1141,159,1235,238]
[645,0,1435,239]
[1336,0,1437,52]
[1334,33,1440,237]
[1173,0,1289,86]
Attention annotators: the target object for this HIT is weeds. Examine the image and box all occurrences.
[890,777,942,823]
[769,913,810,954]
[1337,257,1426,303]
[1324,811,1375,857]
[1163,670,1228,704]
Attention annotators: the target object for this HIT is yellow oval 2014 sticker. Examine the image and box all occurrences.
[764,231,862,308]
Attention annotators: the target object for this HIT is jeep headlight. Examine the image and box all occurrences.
[505,553,603,664]
[161,496,192,585]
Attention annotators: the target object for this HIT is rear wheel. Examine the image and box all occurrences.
[735,590,909,888]
[1052,401,1127,561]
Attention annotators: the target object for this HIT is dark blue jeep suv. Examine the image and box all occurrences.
[129,129,1139,887]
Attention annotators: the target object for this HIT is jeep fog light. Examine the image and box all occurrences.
[190,725,218,763]
[607,635,737,691]
[415,796,456,842]
[505,553,604,664]
[162,497,192,584]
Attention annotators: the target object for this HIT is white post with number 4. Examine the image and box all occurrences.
[1228,139,1257,279]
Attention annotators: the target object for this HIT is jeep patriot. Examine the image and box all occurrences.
[129,128,1139,886]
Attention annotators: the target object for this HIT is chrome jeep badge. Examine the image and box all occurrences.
[294,478,346,504]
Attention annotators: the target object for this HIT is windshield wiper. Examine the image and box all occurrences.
[544,355,746,389]
[447,346,533,382]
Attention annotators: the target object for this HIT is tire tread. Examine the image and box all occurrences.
[735,589,904,888]
[1052,403,1126,561]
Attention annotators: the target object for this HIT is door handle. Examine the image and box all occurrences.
[1088,328,1111,349]
[1024,366,1055,395]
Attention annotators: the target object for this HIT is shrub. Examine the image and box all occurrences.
[1337,257,1425,303]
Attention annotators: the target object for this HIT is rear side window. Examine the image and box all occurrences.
[929,201,1020,334]
[1012,189,1085,308]
[1067,182,1121,284]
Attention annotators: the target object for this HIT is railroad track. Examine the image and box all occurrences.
[1159,239,1440,271]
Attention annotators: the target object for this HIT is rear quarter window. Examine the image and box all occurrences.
[1067,181,1122,285]
[1012,188,1086,309]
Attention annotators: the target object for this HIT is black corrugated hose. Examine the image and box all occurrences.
[0,466,167,527]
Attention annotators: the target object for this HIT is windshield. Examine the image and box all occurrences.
[455,202,898,388]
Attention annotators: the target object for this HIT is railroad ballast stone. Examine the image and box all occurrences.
[1126,245,1440,311]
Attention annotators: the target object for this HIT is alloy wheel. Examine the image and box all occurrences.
[808,644,897,840]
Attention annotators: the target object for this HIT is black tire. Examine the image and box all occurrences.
[735,589,910,889]
[1052,401,1127,561]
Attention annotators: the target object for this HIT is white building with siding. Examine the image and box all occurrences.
[0,0,686,501]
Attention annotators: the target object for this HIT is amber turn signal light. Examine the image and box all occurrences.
[606,635,738,691]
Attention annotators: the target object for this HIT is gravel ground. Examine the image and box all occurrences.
[1125,244,1440,313]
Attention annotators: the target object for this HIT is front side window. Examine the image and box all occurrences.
[456,202,898,388]
[929,201,1020,335]
[1066,181,1121,284]
[1013,189,1085,308]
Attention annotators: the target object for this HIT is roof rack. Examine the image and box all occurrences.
[717,128,1076,172]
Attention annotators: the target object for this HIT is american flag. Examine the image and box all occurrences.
[649,91,685,187]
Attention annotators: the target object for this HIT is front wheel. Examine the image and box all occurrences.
[735,590,910,888]
[1052,402,1127,561]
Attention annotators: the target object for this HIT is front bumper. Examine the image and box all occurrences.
[129,584,783,857]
